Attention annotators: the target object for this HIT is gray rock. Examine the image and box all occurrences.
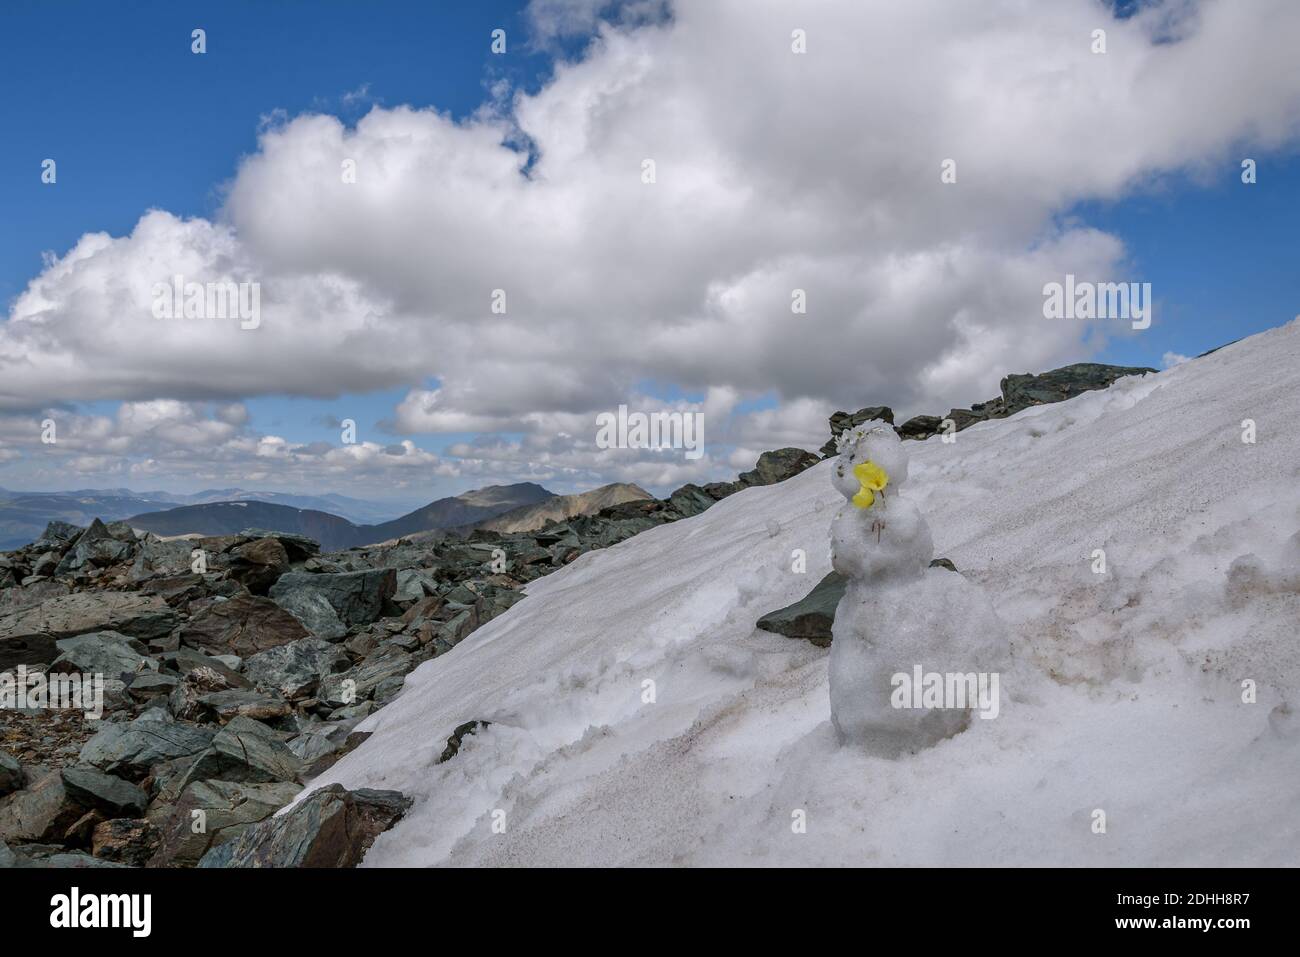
[0,592,176,669]
[318,650,414,708]
[0,751,25,797]
[755,571,845,648]
[737,448,821,487]
[897,414,944,440]
[438,720,491,763]
[129,536,197,581]
[243,637,350,700]
[79,712,215,779]
[148,779,301,867]
[269,588,348,641]
[0,771,87,843]
[49,631,157,682]
[999,362,1156,416]
[178,716,305,788]
[270,569,397,629]
[194,688,294,724]
[54,518,134,574]
[60,766,148,817]
[198,783,411,868]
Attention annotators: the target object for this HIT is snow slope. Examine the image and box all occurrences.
[308,319,1300,866]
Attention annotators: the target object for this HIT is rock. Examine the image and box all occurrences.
[148,779,301,867]
[896,414,944,440]
[60,766,148,817]
[178,716,305,788]
[243,637,350,701]
[195,688,294,724]
[394,568,437,602]
[438,720,491,763]
[239,528,320,562]
[755,571,845,648]
[737,448,821,487]
[268,588,348,641]
[180,594,309,658]
[0,770,88,844]
[160,647,251,689]
[0,592,176,669]
[227,537,290,595]
[0,751,25,797]
[49,631,157,682]
[54,518,134,574]
[198,783,411,868]
[820,406,895,456]
[318,650,414,708]
[79,712,215,780]
[665,484,717,517]
[91,818,161,866]
[129,536,197,581]
[33,521,83,551]
[270,569,397,629]
[126,672,179,701]
[999,363,1156,416]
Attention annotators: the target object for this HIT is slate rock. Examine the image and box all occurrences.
[270,569,397,629]
[737,448,821,487]
[198,783,411,868]
[227,537,290,595]
[0,592,176,669]
[999,362,1156,416]
[896,414,944,440]
[180,594,309,658]
[60,766,148,817]
[0,771,87,843]
[268,588,348,641]
[438,720,492,763]
[178,716,305,788]
[149,779,301,867]
[0,751,25,797]
[243,637,350,701]
[195,688,294,724]
[79,712,215,780]
[755,571,845,648]
[49,631,157,682]
[92,818,162,866]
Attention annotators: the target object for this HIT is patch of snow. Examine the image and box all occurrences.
[305,319,1300,866]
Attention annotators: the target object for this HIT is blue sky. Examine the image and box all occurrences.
[0,0,564,464]
[1,0,1297,500]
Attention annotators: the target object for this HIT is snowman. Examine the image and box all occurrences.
[828,422,1009,755]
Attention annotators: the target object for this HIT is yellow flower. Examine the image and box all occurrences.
[851,460,888,509]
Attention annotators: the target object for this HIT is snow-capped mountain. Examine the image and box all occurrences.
[302,318,1300,866]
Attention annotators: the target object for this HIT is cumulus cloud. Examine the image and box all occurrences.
[4,0,1300,491]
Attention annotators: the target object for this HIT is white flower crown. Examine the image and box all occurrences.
[833,423,888,455]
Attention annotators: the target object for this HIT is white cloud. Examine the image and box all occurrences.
[4,0,1300,491]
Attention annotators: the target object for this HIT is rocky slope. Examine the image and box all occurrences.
[0,357,1179,868]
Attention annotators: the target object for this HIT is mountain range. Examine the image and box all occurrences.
[0,486,418,551]
[125,483,556,551]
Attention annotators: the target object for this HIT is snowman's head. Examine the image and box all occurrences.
[832,423,909,503]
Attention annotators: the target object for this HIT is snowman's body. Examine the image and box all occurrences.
[827,425,1008,754]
